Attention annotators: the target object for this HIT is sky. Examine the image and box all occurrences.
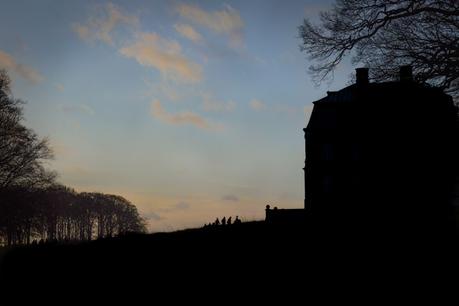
[0,0,353,232]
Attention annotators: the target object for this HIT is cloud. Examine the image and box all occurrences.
[120,32,203,83]
[176,3,244,48]
[175,201,190,210]
[150,99,221,130]
[74,3,204,85]
[201,92,235,112]
[222,195,239,202]
[249,99,265,111]
[158,201,191,213]
[174,23,203,44]
[143,211,162,221]
[55,83,65,92]
[0,49,44,84]
[60,104,95,116]
[73,2,139,45]
[146,79,182,101]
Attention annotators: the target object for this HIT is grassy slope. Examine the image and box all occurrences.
[0,221,456,301]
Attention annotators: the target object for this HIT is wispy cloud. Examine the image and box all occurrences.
[145,78,183,102]
[249,99,265,111]
[60,103,95,116]
[222,195,239,202]
[0,49,44,84]
[120,32,203,83]
[175,201,190,210]
[150,99,221,130]
[201,92,235,112]
[157,201,192,213]
[143,211,162,221]
[55,83,65,92]
[176,3,244,48]
[73,2,139,45]
[174,23,203,44]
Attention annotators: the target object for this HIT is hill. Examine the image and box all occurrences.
[0,220,457,301]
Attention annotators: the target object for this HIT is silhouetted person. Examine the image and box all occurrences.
[227,216,232,225]
[221,217,226,226]
[234,216,241,225]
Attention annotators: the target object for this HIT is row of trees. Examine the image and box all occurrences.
[0,186,146,246]
[0,70,146,246]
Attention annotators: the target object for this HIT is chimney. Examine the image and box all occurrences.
[356,68,369,85]
[399,65,413,82]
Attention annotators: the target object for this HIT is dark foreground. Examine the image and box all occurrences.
[0,221,457,302]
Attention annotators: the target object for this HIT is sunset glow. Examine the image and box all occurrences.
[0,0,356,231]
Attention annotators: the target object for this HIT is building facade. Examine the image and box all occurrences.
[304,67,458,236]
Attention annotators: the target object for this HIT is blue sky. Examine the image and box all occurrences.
[0,0,352,231]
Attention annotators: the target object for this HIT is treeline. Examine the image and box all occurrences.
[0,186,146,245]
[0,70,146,246]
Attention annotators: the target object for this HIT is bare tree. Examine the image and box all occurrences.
[299,0,459,99]
[0,69,56,188]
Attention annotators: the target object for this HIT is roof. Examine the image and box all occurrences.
[312,81,448,105]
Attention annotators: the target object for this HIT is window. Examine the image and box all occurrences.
[322,175,333,193]
[322,143,334,161]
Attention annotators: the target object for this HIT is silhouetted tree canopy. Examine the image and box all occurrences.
[0,186,147,245]
[0,69,56,188]
[299,0,459,99]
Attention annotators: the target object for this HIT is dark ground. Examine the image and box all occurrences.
[0,221,457,302]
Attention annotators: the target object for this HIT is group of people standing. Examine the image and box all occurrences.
[203,216,242,228]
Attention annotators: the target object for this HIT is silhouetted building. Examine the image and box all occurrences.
[265,205,305,225]
[304,66,458,237]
